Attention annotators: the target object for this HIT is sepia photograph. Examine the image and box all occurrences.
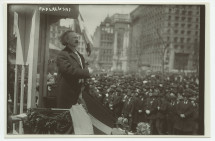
[6,3,206,137]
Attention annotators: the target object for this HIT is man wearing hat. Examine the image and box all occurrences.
[144,93,158,134]
[113,89,124,118]
[166,93,177,135]
[174,95,195,135]
[189,96,199,135]
[121,92,134,131]
[103,91,111,108]
[132,94,146,132]
[155,94,168,135]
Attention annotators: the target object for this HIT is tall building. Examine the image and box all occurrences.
[129,5,200,72]
[93,14,131,72]
[93,16,114,70]
[111,14,131,72]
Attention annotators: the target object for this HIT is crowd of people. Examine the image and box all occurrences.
[85,72,199,135]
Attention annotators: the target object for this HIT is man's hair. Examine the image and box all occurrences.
[60,30,75,46]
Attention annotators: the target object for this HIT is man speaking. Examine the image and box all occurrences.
[56,30,93,134]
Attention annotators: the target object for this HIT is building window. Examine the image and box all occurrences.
[180,38,184,43]
[181,23,185,27]
[168,16,171,20]
[174,53,189,70]
[174,30,178,34]
[181,30,185,34]
[187,38,191,42]
[188,11,193,15]
[181,17,186,21]
[196,25,199,29]
[196,18,199,22]
[181,10,186,15]
[187,31,191,35]
[174,23,179,27]
[175,16,179,20]
[195,31,198,35]
[174,37,178,42]
[187,24,192,28]
[188,18,192,22]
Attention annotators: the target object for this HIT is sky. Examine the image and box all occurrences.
[60,5,138,36]
[79,5,138,36]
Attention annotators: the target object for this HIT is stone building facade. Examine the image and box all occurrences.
[129,5,200,72]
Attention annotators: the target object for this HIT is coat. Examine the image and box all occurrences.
[113,95,123,117]
[133,98,146,123]
[122,98,134,118]
[166,100,177,123]
[56,47,90,108]
[156,98,168,119]
[174,101,195,132]
[144,98,157,120]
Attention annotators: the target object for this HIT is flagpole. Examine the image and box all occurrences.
[12,64,18,133]
[27,9,40,109]
[19,65,25,134]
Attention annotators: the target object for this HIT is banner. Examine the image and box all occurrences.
[83,91,116,128]
[76,14,94,56]
[13,12,24,65]
[26,10,36,65]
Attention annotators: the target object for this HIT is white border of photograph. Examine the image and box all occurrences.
[1,0,213,140]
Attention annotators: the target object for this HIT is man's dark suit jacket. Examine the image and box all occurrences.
[56,47,90,108]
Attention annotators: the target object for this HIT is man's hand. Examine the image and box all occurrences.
[146,110,150,115]
[180,114,185,118]
[88,68,93,74]
[129,114,132,118]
